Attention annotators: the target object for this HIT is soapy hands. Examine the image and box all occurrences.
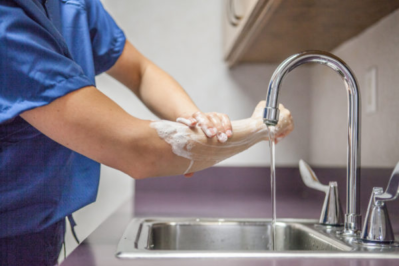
[168,101,293,178]
[176,112,233,143]
[176,101,293,146]
[176,111,233,177]
[251,101,294,143]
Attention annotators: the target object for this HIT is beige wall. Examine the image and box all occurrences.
[309,9,399,168]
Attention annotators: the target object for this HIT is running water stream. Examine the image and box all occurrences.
[267,125,276,251]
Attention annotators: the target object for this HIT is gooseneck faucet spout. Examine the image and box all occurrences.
[264,51,361,235]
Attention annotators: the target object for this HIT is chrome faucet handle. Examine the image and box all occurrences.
[361,162,399,244]
[375,162,399,203]
[299,160,328,193]
[299,160,344,226]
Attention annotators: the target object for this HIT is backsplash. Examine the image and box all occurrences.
[135,166,398,221]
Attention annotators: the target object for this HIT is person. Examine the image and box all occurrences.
[0,0,294,265]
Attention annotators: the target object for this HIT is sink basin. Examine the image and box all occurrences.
[146,220,347,251]
[116,218,399,259]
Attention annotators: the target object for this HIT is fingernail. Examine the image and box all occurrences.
[190,118,197,125]
[218,133,228,143]
[226,130,232,137]
[205,129,215,137]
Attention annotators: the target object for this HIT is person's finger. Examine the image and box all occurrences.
[193,112,217,138]
[275,108,294,139]
[276,125,293,140]
[176,115,197,127]
[208,113,228,143]
[220,113,233,138]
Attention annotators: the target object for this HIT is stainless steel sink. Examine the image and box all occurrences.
[116,218,399,259]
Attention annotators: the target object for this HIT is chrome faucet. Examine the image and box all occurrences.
[263,51,361,235]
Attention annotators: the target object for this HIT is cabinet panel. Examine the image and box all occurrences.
[224,0,399,66]
[223,0,268,62]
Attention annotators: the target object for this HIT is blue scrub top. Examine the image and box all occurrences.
[0,0,126,238]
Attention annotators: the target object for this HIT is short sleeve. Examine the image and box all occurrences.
[85,0,126,75]
[0,2,95,123]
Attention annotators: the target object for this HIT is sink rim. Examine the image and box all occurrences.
[116,217,399,259]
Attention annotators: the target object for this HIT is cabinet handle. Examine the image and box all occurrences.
[227,0,243,27]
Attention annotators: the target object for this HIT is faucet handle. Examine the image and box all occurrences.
[299,160,329,193]
[375,162,399,203]
[361,162,399,244]
[299,160,344,226]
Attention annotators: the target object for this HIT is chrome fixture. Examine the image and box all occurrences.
[117,217,399,259]
[299,160,344,226]
[263,51,361,235]
[361,162,399,244]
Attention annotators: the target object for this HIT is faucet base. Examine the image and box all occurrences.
[353,239,399,248]
[340,214,362,236]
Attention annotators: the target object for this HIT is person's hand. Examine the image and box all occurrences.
[176,112,233,143]
[273,104,294,142]
[251,101,294,143]
[176,111,233,178]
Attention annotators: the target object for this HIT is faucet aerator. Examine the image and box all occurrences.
[263,107,280,126]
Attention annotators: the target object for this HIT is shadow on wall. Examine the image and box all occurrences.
[227,63,279,105]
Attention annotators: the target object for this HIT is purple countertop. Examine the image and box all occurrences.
[62,167,399,266]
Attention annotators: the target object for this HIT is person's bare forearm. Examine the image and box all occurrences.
[20,87,293,179]
[150,118,264,175]
[139,63,200,120]
[20,86,190,179]
[107,41,199,121]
